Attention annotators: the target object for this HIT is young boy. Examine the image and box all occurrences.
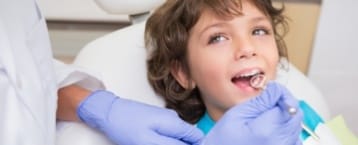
[145,0,323,143]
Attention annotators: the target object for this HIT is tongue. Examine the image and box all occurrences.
[233,77,252,90]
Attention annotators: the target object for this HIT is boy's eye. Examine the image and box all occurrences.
[252,28,269,36]
[208,34,227,44]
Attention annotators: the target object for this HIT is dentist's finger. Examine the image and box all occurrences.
[155,119,204,145]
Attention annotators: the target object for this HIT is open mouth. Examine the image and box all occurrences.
[231,69,265,89]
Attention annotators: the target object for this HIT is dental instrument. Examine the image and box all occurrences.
[250,74,320,141]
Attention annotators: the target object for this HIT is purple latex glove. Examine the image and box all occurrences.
[77,90,204,145]
[201,82,303,145]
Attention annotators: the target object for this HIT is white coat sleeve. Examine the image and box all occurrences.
[53,59,105,91]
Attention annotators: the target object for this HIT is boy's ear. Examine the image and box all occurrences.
[171,61,195,89]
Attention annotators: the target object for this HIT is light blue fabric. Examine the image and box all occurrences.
[299,100,324,140]
[197,112,215,135]
[197,100,324,140]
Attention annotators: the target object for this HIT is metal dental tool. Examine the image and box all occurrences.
[250,74,320,141]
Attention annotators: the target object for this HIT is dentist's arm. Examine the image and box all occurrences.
[57,84,89,121]
[57,85,203,145]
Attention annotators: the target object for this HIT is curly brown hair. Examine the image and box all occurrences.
[145,0,288,124]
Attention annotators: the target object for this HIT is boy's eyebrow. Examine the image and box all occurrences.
[251,16,269,23]
[198,22,227,38]
[198,16,269,37]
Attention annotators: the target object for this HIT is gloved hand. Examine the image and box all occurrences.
[77,90,204,145]
[201,82,303,145]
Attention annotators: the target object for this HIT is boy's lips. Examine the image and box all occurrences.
[231,68,265,92]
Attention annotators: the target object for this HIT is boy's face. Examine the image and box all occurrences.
[173,1,279,120]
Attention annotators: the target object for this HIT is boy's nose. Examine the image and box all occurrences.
[234,39,257,60]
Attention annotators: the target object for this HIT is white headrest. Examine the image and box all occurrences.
[94,0,165,15]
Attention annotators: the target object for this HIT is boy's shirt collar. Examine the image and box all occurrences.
[197,111,215,135]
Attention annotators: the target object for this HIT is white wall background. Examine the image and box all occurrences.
[37,0,129,22]
[308,0,358,134]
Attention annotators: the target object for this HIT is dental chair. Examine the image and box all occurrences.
[56,0,331,145]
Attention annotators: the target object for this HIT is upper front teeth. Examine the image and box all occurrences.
[239,69,260,77]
